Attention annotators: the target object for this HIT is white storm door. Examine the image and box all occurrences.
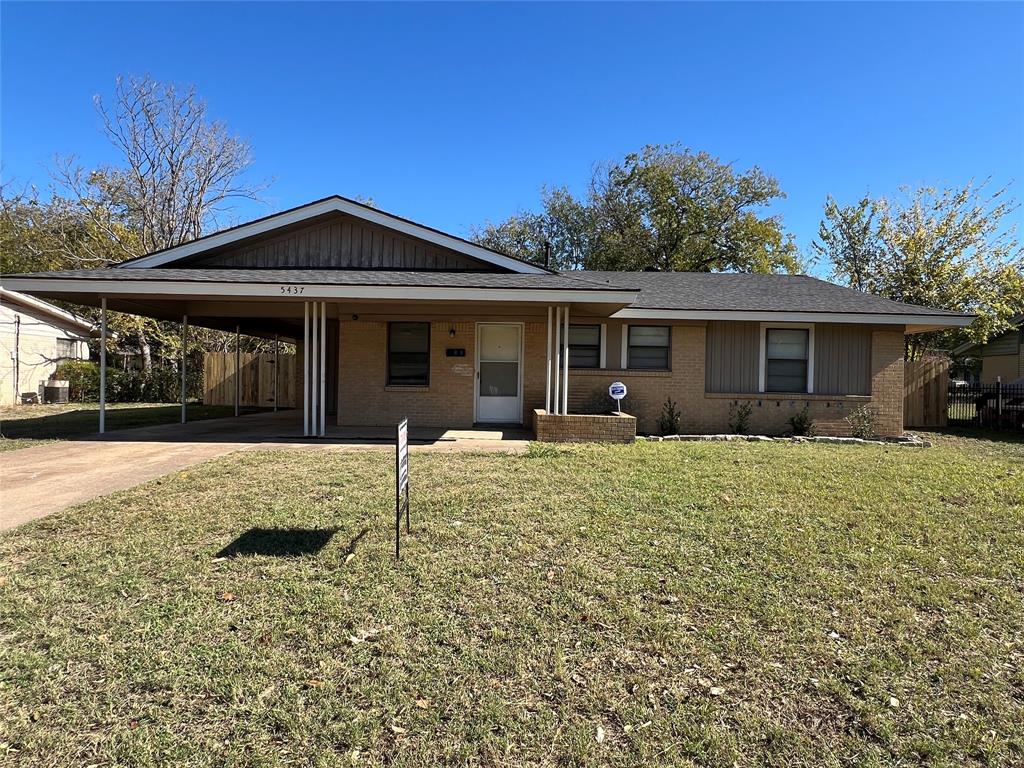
[476,323,522,423]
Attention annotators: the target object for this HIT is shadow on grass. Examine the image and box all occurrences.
[216,527,340,558]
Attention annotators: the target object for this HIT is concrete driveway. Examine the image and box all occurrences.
[1,411,529,532]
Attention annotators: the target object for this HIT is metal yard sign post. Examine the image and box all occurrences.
[395,418,410,559]
[609,381,627,414]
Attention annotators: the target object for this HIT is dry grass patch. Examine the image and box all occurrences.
[1,439,1022,766]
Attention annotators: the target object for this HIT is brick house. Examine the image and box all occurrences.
[1,196,972,440]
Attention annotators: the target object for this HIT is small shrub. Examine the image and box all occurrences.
[658,398,682,435]
[789,405,816,437]
[728,402,753,434]
[53,360,203,403]
[845,405,877,439]
[55,360,101,401]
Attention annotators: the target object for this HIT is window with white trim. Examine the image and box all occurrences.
[568,325,601,368]
[764,328,810,392]
[627,326,670,370]
[56,338,77,359]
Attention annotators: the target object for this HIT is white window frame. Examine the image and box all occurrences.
[759,322,815,394]
[622,324,672,371]
[55,337,79,360]
[566,323,606,370]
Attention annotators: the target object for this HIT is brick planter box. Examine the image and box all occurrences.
[533,409,636,444]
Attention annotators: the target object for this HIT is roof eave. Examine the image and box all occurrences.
[612,307,975,328]
[0,287,95,335]
[0,275,638,306]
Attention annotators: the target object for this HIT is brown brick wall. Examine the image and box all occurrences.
[337,320,477,427]
[335,317,906,437]
[533,409,636,443]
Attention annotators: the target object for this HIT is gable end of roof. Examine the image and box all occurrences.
[116,196,552,274]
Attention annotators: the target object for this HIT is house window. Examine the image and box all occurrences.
[56,338,77,359]
[627,326,670,370]
[764,328,810,392]
[387,322,430,385]
[568,325,601,368]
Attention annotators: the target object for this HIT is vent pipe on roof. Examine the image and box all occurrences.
[544,241,551,270]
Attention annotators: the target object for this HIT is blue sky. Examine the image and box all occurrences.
[2,2,1022,273]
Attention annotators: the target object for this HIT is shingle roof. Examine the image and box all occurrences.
[9,268,631,292]
[576,271,969,318]
[3,267,974,319]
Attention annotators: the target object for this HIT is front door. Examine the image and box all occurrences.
[476,323,523,423]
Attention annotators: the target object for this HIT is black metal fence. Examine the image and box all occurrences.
[948,382,1024,430]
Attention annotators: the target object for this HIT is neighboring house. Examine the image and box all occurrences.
[0,196,972,437]
[0,288,93,406]
[952,315,1024,385]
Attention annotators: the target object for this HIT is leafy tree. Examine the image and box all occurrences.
[812,195,879,292]
[814,181,1024,357]
[472,144,800,273]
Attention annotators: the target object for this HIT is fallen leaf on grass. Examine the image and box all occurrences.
[305,679,325,688]
[415,698,431,709]
[349,625,392,644]
[219,592,236,603]
[390,724,407,735]
[344,553,356,564]
[596,726,605,743]
[624,720,652,733]
[888,696,900,708]
[709,687,725,696]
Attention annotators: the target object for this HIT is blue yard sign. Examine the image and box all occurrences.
[609,381,627,413]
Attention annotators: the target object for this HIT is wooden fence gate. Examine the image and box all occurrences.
[904,357,949,428]
[203,352,297,408]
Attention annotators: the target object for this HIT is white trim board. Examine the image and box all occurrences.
[0,288,94,335]
[611,307,972,328]
[0,277,637,305]
[116,197,549,274]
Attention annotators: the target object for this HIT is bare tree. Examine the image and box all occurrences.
[53,74,267,259]
[39,75,270,370]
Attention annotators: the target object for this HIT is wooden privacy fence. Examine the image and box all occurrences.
[203,352,297,408]
[904,357,949,428]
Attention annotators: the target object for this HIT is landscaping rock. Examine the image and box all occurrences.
[635,432,931,447]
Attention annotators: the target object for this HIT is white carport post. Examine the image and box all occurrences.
[562,304,570,415]
[545,306,552,413]
[303,301,310,436]
[234,325,240,417]
[319,301,326,437]
[99,297,107,434]
[311,300,319,436]
[181,314,188,424]
[552,306,561,415]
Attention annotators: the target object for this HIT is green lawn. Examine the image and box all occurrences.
[1,438,1021,766]
[0,403,270,451]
